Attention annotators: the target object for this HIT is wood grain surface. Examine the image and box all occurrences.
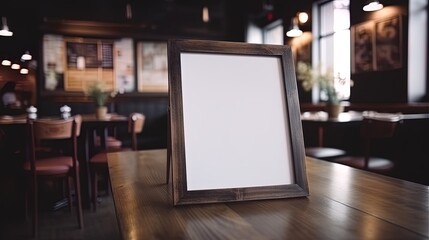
[108,149,429,240]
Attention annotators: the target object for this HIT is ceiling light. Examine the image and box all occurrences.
[298,12,309,24]
[202,6,209,23]
[363,1,384,12]
[20,68,29,74]
[11,63,20,69]
[286,17,303,38]
[21,51,32,61]
[126,3,132,20]
[0,17,13,37]
[1,59,11,66]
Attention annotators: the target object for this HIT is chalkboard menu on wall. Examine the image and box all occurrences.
[66,42,113,69]
[42,35,136,94]
[101,43,114,68]
[62,39,115,91]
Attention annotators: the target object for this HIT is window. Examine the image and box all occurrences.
[246,19,284,45]
[263,20,284,45]
[314,0,351,100]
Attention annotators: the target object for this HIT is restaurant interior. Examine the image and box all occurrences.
[0,0,428,239]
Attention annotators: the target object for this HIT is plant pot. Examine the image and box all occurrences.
[95,106,108,119]
[326,104,344,118]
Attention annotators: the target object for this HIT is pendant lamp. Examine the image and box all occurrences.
[0,17,13,37]
[363,0,384,12]
[286,17,303,38]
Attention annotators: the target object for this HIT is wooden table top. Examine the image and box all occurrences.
[301,111,363,122]
[0,113,128,125]
[301,111,429,122]
[0,114,27,125]
[108,149,429,240]
[80,113,128,123]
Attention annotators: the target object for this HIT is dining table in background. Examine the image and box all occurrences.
[0,114,28,159]
[107,149,429,240]
[0,114,27,124]
[79,113,128,207]
[0,113,128,153]
[300,111,363,147]
[0,113,129,208]
[300,111,429,148]
[80,113,128,150]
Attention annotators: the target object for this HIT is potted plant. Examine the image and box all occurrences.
[296,61,345,118]
[85,81,117,119]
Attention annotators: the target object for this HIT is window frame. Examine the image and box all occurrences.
[313,0,351,102]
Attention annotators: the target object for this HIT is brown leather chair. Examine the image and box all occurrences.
[332,112,401,174]
[94,133,123,149]
[93,120,123,149]
[90,112,145,211]
[24,115,84,237]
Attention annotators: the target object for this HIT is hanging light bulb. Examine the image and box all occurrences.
[126,3,132,20]
[1,59,11,66]
[20,68,29,74]
[202,6,209,23]
[286,17,303,38]
[298,12,309,24]
[363,0,383,12]
[0,17,13,37]
[11,63,20,69]
[21,51,32,61]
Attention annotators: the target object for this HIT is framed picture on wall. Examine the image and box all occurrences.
[43,34,65,91]
[137,41,168,93]
[352,21,375,73]
[375,15,402,71]
[114,38,135,93]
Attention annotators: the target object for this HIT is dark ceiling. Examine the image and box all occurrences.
[0,0,313,61]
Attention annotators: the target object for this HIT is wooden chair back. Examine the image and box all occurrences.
[32,119,74,140]
[28,115,82,169]
[360,115,401,169]
[26,115,84,235]
[128,113,145,150]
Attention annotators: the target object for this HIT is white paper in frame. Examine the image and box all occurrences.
[168,39,309,205]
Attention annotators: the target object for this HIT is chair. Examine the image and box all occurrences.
[332,112,402,174]
[24,115,83,237]
[93,119,123,150]
[302,112,347,160]
[94,132,123,149]
[90,112,145,211]
[305,147,346,160]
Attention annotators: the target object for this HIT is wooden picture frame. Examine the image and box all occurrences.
[168,39,309,205]
[375,15,402,71]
